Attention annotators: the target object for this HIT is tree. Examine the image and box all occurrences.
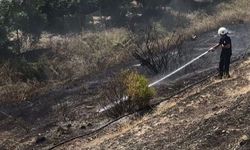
[39,0,99,32]
[99,0,133,26]
[0,0,16,52]
[0,0,47,52]
[136,0,171,17]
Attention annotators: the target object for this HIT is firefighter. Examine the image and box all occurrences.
[209,27,232,79]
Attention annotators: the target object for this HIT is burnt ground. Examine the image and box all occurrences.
[62,55,250,150]
[0,59,218,150]
[0,22,250,150]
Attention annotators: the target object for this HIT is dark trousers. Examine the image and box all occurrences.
[219,52,231,76]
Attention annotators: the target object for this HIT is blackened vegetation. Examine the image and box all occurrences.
[132,27,185,74]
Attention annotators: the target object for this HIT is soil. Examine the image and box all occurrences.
[60,55,250,150]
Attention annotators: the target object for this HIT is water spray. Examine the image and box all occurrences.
[147,29,243,87]
[148,50,210,87]
[99,50,210,113]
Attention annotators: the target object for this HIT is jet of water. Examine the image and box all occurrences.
[99,50,210,113]
[148,50,209,87]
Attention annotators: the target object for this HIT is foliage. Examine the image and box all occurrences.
[101,71,155,118]
[124,71,155,108]
[0,0,47,52]
[0,0,228,52]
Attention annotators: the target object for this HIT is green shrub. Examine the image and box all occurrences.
[101,71,155,118]
[124,71,155,109]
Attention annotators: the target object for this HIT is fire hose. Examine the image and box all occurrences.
[148,50,210,87]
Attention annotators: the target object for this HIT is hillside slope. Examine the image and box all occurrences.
[63,56,250,150]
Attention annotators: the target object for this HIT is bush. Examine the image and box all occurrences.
[124,71,155,109]
[132,26,185,74]
[38,28,132,77]
[101,71,155,118]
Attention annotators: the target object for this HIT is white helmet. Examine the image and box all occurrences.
[218,27,228,36]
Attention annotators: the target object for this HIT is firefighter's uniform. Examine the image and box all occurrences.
[219,35,232,78]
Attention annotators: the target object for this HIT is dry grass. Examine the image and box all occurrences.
[149,0,250,46]
[0,82,42,103]
[0,62,46,103]
[81,118,147,149]
[0,29,133,104]
[181,0,250,39]
[37,28,132,77]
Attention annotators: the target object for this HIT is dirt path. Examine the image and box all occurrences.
[63,57,250,150]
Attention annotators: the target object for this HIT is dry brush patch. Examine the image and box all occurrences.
[179,0,250,39]
[146,0,250,56]
[36,28,132,77]
[0,29,133,104]
[0,81,44,103]
[132,27,185,74]
[0,59,48,103]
